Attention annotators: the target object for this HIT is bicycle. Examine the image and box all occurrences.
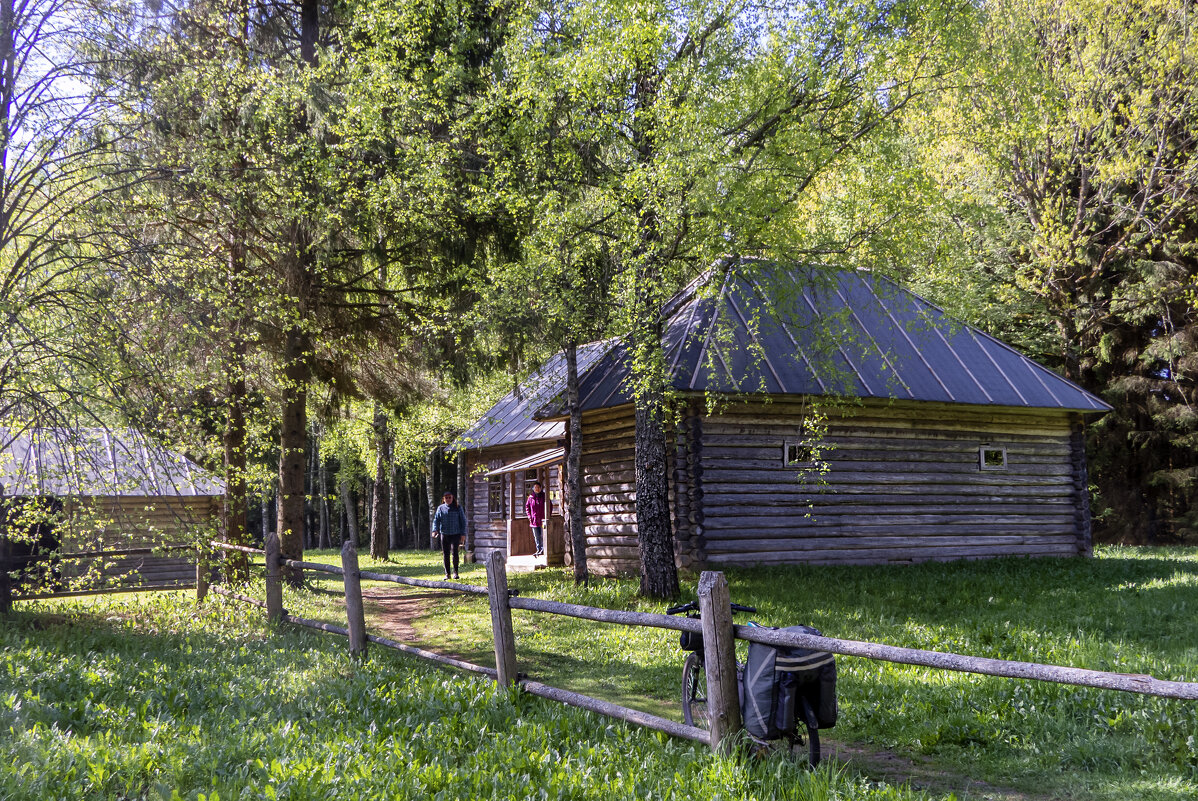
[666,599,826,768]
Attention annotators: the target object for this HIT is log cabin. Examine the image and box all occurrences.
[0,428,224,597]
[454,265,1110,575]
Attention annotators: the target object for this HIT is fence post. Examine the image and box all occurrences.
[341,539,368,656]
[485,551,518,686]
[698,570,741,752]
[264,529,283,623]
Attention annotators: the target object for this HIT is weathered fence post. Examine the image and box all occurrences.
[698,570,742,752]
[486,551,518,686]
[341,539,368,656]
[263,529,283,623]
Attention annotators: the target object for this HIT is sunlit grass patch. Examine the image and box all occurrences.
[1,590,935,801]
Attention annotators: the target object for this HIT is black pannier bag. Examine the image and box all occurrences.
[741,625,837,740]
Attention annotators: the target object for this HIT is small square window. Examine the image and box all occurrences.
[979,445,1006,470]
[784,440,811,466]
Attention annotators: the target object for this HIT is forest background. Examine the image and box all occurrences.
[2,0,1196,593]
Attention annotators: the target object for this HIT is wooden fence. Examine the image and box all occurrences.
[206,536,1198,753]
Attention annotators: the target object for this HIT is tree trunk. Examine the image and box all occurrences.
[388,460,399,550]
[628,277,678,598]
[408,470,420,548]
[370,408,389,559]
[628,60,678,600]
[260,491,270,544]
[276,0,320,585]
[565,342,588,584]
[339,472,360,551]
[222,149,249,581]
[633,368,678,599]
[317,439,331,549]
[424,449,438,549]
[276,315,309,586]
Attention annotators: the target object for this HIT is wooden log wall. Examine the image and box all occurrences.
[579,406,640,577]
[672,401,704,572]
[55,496,220,589]
[698,400,1088,567]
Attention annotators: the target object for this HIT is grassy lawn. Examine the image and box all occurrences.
[3,547,1193,800]
[296,545,1197,801]
[1,590,933,801]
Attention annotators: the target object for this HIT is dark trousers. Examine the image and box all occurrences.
[531,525,544,554]
[441,534,462,576]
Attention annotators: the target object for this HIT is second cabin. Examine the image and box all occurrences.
[453,263,1110,576]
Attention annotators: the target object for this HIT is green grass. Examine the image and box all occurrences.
[0,587,937,800]
[5,547,1194,800]
[326,545,1197,801]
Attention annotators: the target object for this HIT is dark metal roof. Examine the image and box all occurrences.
[0,428,225,497]
[560,264,1111,415]
[451,340,615,452]
[461,265,1110,450]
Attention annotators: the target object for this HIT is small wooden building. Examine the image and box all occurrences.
[0,428,224,597]
[456,266,1110,575]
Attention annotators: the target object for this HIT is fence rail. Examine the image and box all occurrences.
[204,539,1198,752]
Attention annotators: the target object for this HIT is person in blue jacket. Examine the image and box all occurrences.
[433,491,468,579]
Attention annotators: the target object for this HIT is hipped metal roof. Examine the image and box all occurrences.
[0,428,225,498]
[550,265,1110,415]
[451,341,613,451]
[457,264,1110,452]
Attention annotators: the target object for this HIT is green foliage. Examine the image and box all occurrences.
[1,590,934,801]
[892,0,1198,543]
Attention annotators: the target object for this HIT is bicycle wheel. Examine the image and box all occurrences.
[798,695,820,768]
[681,652,709,728]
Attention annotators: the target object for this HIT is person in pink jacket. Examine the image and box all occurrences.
[525,481,547,556]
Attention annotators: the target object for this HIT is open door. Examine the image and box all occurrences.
[482,447,565,565]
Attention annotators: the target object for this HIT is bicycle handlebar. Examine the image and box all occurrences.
[665,600,698,615]
[664,600,757,615]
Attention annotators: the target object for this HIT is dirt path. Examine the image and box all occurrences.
[361,589,440,643]
[363,589,1054,801]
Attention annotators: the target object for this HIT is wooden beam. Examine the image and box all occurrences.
[367,633,499,678]
[734,626,1198,700]
[212,585,267,608]
[263,529,283,623]
[520,680,708,744]
[486,551,518,686]
[698,571,740,752]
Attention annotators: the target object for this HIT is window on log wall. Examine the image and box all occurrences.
[783,439,811,466]
[979,445,1007,471]
[488,475,507,519]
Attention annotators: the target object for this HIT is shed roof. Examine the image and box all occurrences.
[0,428,225,498]
[546,264,1110,415]
[450,340,614,452]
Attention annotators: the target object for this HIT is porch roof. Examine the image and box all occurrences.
[483,447,565,477]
